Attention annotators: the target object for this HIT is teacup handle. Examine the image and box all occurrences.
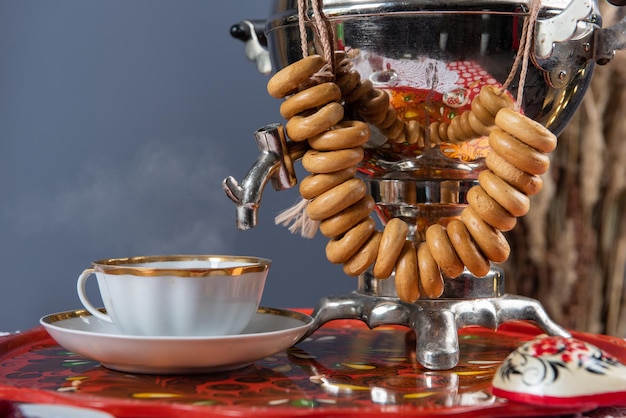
[77,268,113,323]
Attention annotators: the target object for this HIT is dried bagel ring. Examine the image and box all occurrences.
[379,106,399,130]
[395,240,420,303]
[444,86,511,146]
[373,218,409,279]
[466,185,517,232]
[425,224,465,278]
[446,219,491,277]
[446,123,460,143]
[495,108,557,153]
[267,55,326,98]
[286,101,345,141]
[459,111,476,139]
[345,78,374,103]
[449,114,470,141]
[489,129,550,175]
[429,122,444,143]
[461,206,510,263]
[336,54,415,144]
[417,243,444,298]
[320,195,376,238]
[336,70,360,96]
[438,122,451,141]
[471,95,496,127]
[479,85,514,116]
[325,217,376,264]
[478,170,530,217]
[308,120,370,151]
[406,120,424,146]
[301,147,364,174]
[383,119,406,141]
[280,82,342,119]
[267,55,326,99]
[343,230,383,276]
[299,166,357,200]
[306,177,367,221]
[486,152,544,196]
[391,130,407,145]
[468,110,493,137]
[363,107,389,126]
[357,88,390,119]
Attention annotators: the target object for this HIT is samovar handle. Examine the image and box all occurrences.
[594,12,626,64]
[534,0,626,87]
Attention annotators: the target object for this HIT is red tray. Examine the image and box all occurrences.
[0,316,625,418]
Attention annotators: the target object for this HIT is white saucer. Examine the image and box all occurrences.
[40,307,313,374]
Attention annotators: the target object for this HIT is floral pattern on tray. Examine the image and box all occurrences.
[0,320,625,417]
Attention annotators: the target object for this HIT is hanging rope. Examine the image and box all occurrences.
[500,0,541,111]
[310,0,335,73]
[275,0,335,238]
[297,0,308,57]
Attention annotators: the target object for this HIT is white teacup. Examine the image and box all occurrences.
[76,255,270,336]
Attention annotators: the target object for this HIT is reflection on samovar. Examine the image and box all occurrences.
[225,0,626,370]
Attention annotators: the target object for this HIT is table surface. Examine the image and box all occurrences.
[1,315,626,418]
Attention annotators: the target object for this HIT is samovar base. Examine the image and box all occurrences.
[300,268,571,370]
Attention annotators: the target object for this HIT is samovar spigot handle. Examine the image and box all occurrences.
[223,124,306,230]
[229,19,271,75]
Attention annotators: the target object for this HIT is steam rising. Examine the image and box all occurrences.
[3,137,235,255]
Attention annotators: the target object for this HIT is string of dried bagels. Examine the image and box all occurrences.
[270,0,553,302]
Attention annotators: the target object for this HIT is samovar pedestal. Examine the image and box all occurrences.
[301,267,571,370]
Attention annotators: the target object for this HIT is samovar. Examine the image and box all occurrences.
[225,0,626,370]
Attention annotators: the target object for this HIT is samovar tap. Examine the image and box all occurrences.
[223,123,306,230]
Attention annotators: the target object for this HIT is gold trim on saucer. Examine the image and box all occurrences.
[41,308,106,324]
[256,307,313,324]
[41,307,312,328]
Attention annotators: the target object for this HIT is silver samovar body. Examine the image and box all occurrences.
[225,0,626,369]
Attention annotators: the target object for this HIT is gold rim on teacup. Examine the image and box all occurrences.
[90,255,271,277]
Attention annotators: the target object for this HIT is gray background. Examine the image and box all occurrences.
[0,0,355,332]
